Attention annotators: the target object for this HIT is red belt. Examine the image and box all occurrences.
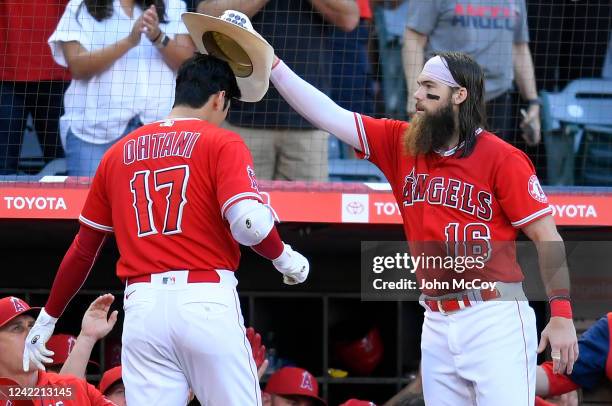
[126,270,220,286]
[425,288,501,314]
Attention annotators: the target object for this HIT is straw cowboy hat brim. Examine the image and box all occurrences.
[182,11,274,103]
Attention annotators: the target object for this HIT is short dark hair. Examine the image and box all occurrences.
[173,53,241,110]
[436,52,486,158]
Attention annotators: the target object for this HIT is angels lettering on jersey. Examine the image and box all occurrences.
[401,167,493,221]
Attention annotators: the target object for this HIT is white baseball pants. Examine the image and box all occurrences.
[121,270,261,406]
[421,298,537,406]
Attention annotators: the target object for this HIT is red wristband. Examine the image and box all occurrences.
[550,299,572,319]
[272,57,281,70]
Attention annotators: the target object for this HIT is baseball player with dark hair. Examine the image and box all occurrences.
[266,51,577,404]
[22,50,309,405]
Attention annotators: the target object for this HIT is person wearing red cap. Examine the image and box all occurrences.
[339,400,376,406]
[263,367,326,406]
[0,296,116,406]
[98,366,125,406]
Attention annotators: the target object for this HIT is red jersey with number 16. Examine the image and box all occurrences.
[354,114,552,294]
[80,118,264,280]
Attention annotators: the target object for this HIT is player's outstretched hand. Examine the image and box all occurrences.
[272,244,309,285]
[537,317,578,375]
[81,294,119,342]
[23,308,58,372]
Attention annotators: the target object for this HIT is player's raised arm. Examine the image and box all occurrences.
[60,294,118,378]
[270,57,362,151]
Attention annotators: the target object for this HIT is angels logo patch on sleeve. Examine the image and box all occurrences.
[528,175,548,203]
[247,165,259,192]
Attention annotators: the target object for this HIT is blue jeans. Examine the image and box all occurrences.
[66,116,142,177]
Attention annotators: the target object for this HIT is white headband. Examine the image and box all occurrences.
[421,55,461,88]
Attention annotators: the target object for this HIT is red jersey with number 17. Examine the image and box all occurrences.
[354,114,552,294]
[79,118,264,280]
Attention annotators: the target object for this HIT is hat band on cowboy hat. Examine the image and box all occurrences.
[182,10,274,103]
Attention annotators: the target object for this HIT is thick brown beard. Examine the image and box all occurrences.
[404,102,456,155]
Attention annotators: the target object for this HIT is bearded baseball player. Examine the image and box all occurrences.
[22,52,309,405]
[268,51,577,405]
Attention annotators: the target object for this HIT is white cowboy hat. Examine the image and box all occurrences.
[182,10,274,103]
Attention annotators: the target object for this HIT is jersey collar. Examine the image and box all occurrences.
[433,127,483,157]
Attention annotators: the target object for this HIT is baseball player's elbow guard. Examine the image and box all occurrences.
[226,199,275,246]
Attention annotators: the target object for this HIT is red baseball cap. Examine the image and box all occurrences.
[264,367,326,406]
[99,366,122,395]
[339,400,376,406]
[0,296,39,329]
[46,334,100,369]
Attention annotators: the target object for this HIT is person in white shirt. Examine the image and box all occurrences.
[49,0,194,176]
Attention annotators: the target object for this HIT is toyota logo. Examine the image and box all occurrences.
[346,201,365,215]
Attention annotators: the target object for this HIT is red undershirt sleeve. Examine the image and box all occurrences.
[45,225,108,318]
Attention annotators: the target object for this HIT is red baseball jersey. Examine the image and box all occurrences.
[0,371,115,406]
[80,118,264,280]
[354,114,552,295]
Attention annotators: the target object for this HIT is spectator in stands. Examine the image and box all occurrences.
[527,0,611,91]
[0,1,69,175]
[0,296,115,405]
[402,0,541,147]
[196,0,360,181]
[181,0,200,12]
[330,0,375,118]
[329,0,376,159]
[49,0,194,177]
[371,0,409,121]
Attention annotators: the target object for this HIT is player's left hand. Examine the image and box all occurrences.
[272,244,310,285]
[23,308,58,372]
[537,317,578,375]
[142,4,161,42]
[520,104,541,146]
[80,294,119,341]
